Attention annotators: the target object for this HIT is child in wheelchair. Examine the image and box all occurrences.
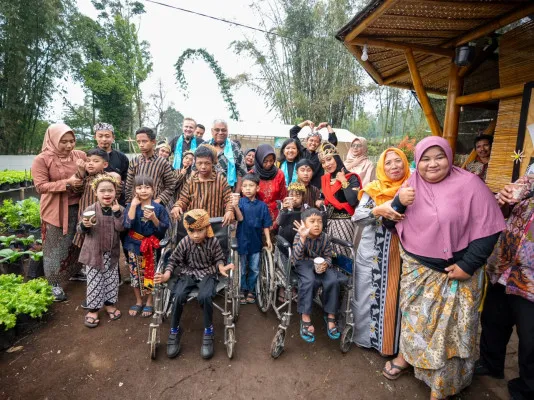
[154,209,235,360]
[293,208,340,343]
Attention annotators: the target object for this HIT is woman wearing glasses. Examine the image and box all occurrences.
[345,137,376,187]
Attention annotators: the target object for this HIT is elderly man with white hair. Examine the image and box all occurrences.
[207,119,247,193]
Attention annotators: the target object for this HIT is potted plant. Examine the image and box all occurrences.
[0,235,17,249]
[18,198,41,237]
[0,249,31,275]
[16,235,36,251]
[0,199,22,233]
[27,251,44,280]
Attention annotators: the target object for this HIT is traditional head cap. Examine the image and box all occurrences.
[93,122,114,133]
[183,209,214,238]
[296,158,314,170]
[156,142,171,152]
[317,142,339,160]
[307,130,322,140]
[287,182,306,194]
[91,174,119,193]
[182,150,194,159]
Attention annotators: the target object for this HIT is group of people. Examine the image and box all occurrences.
[31,117,533,400]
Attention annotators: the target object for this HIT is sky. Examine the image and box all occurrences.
[48,0,287,125]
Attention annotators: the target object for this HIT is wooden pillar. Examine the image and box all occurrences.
[442,62,463,154]
[405,49,443,136]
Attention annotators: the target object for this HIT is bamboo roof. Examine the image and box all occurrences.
[336,0,534,94]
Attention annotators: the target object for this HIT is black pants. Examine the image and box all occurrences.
[170,275,218,330]
[296,260,339,315]
[480,283,534,397]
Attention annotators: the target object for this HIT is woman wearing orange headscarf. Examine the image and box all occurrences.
[31,123,86,301]
[351,148,410,356]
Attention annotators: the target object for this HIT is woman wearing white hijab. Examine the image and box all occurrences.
[344,137,376,187]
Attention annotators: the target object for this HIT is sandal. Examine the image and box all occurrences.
[129,304,143,317]
[239,293,247,305]
[324,315,340,340]
[382,360,410,380]
[246,294,256,304]
[141,305,154,318]
[107,308,122,321]
[84,315,99,328]
[300,319,315,343]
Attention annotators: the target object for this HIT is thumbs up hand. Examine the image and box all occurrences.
[399,181,415,206]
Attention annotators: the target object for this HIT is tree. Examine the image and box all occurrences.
[0,0,76,154]
[175,49,240,121]
[159,107,184,140]
[231,0,365,127]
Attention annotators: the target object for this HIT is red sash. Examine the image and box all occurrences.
[128,231,160,290]
[321,172,361,215]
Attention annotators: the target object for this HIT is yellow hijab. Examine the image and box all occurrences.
[359,147,410,205]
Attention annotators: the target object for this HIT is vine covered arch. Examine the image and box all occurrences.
[175,49,240,121]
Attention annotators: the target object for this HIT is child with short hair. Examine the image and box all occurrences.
[77,175,124,328]
[293,208,340,343]
[296,159,322,208]
[233,173,272,304]
[123,175,169,318]
[154,209,234,360]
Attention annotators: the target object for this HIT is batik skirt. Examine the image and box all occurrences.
[85,252,119,310]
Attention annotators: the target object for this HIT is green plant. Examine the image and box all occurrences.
[29,251,43,262]
[0,235,17,246]
[0,274,54,330]
[0,199,21,230]
[17,235,35,247]
[18,198,41,228]
[0,249,31,263]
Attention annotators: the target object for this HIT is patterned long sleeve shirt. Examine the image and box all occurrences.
[208,139,247,181]
[174,171,233,218]
[292,232,332,267]
[125,154,177,206]
[165,236,226,279]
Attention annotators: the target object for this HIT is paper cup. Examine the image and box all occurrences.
[144,205,155,212]
[82,210,97,225]
[511,183,528,201]
[314,257,325,274]
[231,193,240,205]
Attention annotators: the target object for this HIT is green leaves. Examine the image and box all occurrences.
[0,274,54,330]
[0,249,32,263]
[0,197,41,231]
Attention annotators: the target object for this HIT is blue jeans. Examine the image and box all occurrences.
[240,252,260,294]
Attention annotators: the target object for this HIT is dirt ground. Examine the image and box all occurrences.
[0,279,519,400]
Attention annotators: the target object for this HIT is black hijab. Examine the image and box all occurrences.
[254,144,278,180]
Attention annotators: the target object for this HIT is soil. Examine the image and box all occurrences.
[0,280,519,400]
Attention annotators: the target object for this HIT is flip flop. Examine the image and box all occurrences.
[141,305,154,318]
[382,360,410,380]
[84,315,99,328]
[107,308,122,321]
[129,304,143,317]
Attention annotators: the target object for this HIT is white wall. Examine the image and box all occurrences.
[0,154,137,171]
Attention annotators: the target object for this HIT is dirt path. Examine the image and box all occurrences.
[0,281,516,400]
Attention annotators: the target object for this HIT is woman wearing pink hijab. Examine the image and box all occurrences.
[344,136,375,187]
[32,123,86,301]
[379,136,505,400]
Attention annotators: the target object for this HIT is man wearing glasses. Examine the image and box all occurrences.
[208,119,247,193]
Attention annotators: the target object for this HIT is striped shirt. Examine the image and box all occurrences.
[174,171,233,218]
[302,183,321,207]
[165,236,225,279]
[292,232,332,267]
[125,154,177,206]
[208,139,248,181]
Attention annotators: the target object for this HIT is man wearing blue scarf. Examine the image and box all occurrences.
[208,119,247,193]
[169,118,204,169]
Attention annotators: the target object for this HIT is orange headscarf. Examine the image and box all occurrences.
[359,147,410,205]
[41,123,74,157]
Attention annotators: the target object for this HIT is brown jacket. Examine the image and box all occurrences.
[77,203,124,270]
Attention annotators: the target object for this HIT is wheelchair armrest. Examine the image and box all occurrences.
[230,237,239,250]
[330,237,354,249]
[276,235,291,249]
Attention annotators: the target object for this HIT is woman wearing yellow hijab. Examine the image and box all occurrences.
[351,148,410,356]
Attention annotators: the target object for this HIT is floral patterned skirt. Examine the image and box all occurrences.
[128,251,155,296]
[399,249,483,398]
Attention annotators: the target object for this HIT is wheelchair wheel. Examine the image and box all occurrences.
[225,328,236,359]
[149,326,158,360]
[271,328,285,359]
[257,248,274,313]
[340,325,353,354]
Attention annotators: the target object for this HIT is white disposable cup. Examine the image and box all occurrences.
[286,196,294,211]
[82,210,97,225]
[314,257,325,274]
[144,205,155,212]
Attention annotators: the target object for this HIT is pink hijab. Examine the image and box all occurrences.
[42,123,74,157]
[396,136,505,259]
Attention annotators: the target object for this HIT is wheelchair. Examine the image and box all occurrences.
[256,229,356,358]
[147,217,241,360]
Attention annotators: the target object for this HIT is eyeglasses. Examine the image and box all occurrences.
[213,128,228,133]
[351,144,363,148]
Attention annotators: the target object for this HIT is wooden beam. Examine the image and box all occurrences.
[349,37,454,57]
[344,0,400,43]
[383,56,451,85]
[449,3,534,46]
[345,44,384,85]
[455,84,525,105]
[442,63,463,154]
[405,49,443,136]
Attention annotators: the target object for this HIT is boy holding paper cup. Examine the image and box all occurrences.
[292,208,340,343]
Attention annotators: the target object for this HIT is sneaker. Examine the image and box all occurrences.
[167,329,183,359]
[201,332,214,359]
[80,299,89,309]
[52,286,67,302]
[69,271,87,282]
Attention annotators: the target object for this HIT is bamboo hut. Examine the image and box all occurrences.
[336,0,534,192]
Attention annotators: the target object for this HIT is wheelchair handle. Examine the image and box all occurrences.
[209,217,224,224]
[230,237,239,250]
[276,235,291,249]
[330,237,354,249]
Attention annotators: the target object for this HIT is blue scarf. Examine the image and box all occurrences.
[173,136,197,169]
[280,161,297,186]
[210,138,237,187]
